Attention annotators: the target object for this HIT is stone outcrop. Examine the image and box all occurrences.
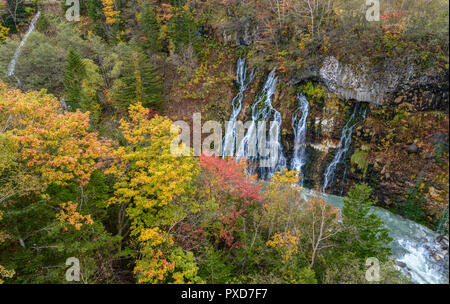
[289,56,449,111]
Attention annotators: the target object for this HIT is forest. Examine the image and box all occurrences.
[0,0,448,284]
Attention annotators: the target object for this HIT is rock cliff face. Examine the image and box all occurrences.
[218,16,448,112]
[290,56,448,111]
[217,22,448,229]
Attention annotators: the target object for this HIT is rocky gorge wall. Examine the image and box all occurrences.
[167,13,449,230]
[234,53,449,230]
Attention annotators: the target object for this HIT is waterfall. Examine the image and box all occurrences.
[222,58,256,157]
[236,68,286,179]
[6,11,41,87]
[290,93,310,187]
[322,104,366,192]
[437,208,449,234]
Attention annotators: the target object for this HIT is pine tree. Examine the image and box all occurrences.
[86,0,106,36]
[338,183,392,262]
[63,48,86,110]
[138,2,162,52]
[115,51,163,110]
[167,5,199,52]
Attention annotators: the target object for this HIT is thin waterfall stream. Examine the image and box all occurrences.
[322,104,367,192]
[290,93,310,187]
[236,68,286,179]
[6,11,41,87]
[222,58,256,157]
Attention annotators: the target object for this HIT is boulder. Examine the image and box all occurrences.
[406,143,419,153]
[396,261,407,268]
[432,253,444,261]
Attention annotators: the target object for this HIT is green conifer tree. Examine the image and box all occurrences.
[338,183,392,262]
[86,0,106,37]
[167,5,199,52]
[115,51,163,110]
[138,3,162,53]
[63,48,86,111]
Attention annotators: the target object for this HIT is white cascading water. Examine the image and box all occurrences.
[236,68,287,179]
[290,93,310,187]
[322,104,366,192]
[6,11,41,87]
[222,58,256,157]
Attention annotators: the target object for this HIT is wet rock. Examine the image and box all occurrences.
[437,235,449,251]
[433,253,444,261]
[396,261,407,268]
[424,153,435,160]
[406,143,419,153]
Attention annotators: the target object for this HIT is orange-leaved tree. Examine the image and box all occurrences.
[0,81,108,202]
[0,81,118,283]
[194,154,264,249]
[101,0,121,25]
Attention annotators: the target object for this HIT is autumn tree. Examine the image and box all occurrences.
[106,102,201,283]
[101,0,120,25]
[195,154,264,249]
[0,81,106,199]
[177,154,264,283]
[301,196,341,267]
[0,82,120,283]
[262,170,340,279]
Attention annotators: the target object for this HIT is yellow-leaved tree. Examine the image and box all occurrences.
[262,169,341,282]
[106,102,203,284]
[0,81,113,282]
[101,0,121,25]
